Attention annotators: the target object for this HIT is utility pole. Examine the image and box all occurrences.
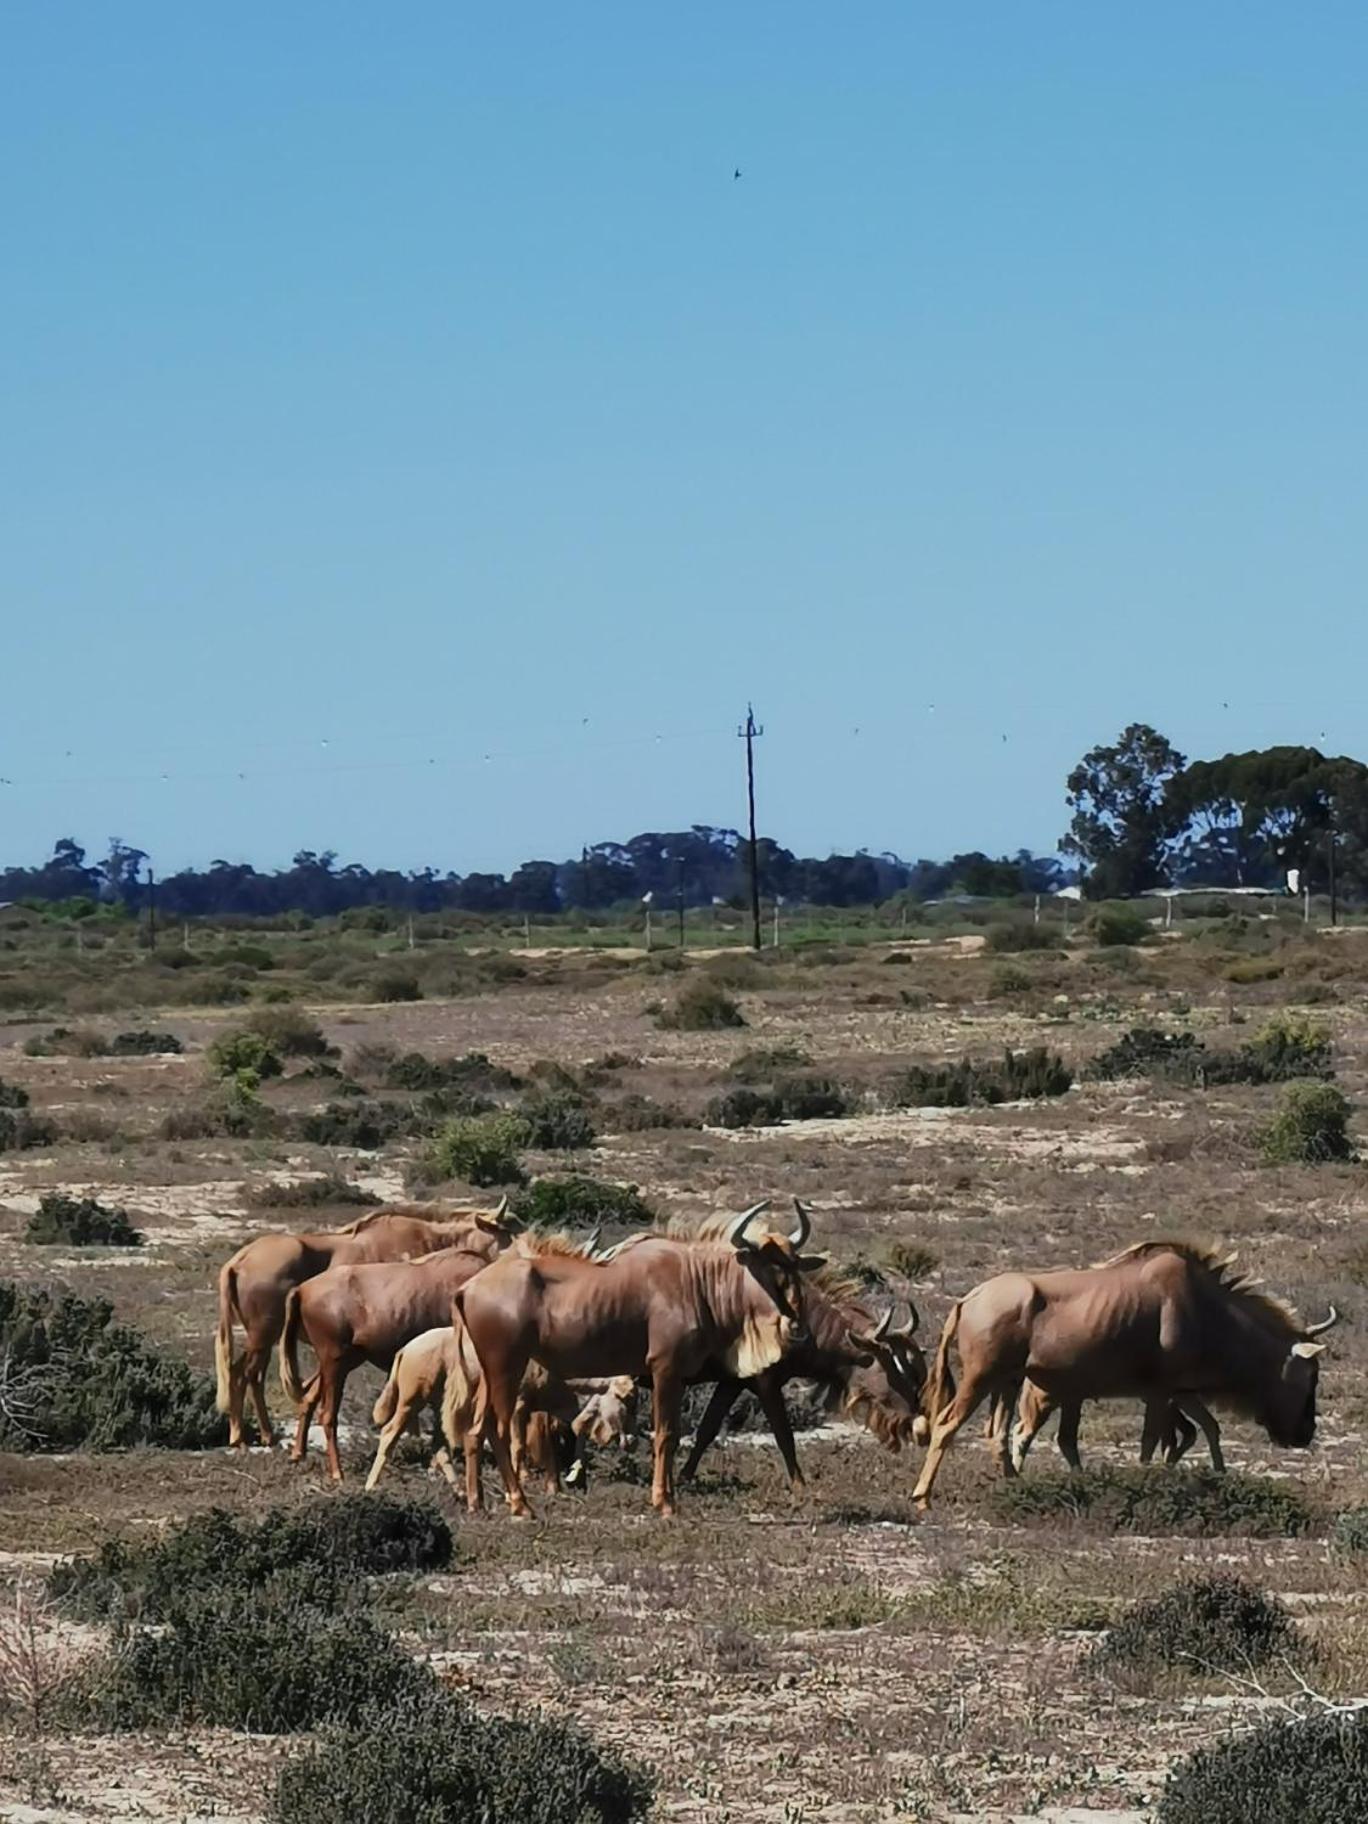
[738,704,764,951]
[1329,821,1339,928]
[676,861,686,952]
[146,865,156,951]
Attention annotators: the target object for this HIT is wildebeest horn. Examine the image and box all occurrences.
[584,1224,603,1257]
[892,1302,920,1338]
[869,1308,892,1341]
[494,1195,508,1218]
[788,1198,811,1248]
[1305,1306,1339,1337]
[727,1200,770,1248]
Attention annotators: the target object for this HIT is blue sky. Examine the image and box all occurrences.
[5,5,1368,874]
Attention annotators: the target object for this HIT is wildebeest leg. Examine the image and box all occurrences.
[911,1370,998,1510]
[1051,1401,1082,1472]
[480,1364,533,1518]
[244,1348,276,1448]
[318,1363,347,1484]
[1009,1382,1060,1474]
[753,1375,805,1488]
[650,1369,683,1517]
[291,1383,321,1462]
[365,1385,417,1491]
[680,1379,743,1482]
[427,1407,462,1490]
[1173,1396,1222,1471]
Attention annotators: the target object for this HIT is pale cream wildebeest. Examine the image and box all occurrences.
[281,1233,521,1482]
[912,1240,1338,1510]
[214,1198,518,1446]
[455,1201,824,1518]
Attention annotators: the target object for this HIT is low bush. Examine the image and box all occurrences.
[1224,958,1285,984]
[373,970,422,1003]
[206,1029,284,1082]
[0,1077,31,1109]
[160,1076,278,1141]
[510,1176,655,1231]
[987,963,1033,998]
[244,1008,335,1059]
[884,1239,939,1280]
[1159,1709,1368,1822]
[0,1107,58,1151]
[518,1088,597,1151]
[1088,1014,1334,1090]
[25,1193,143,1248]
[1086,1027,1206,1083]
[385,1050,520,1093]
[994,1468,1316,1537]
[1333,1508,1368,1552]
[425,1113,530,1187]
[888,1046,1072,1109]
[1260,1082,1355,1165]
[607,1093,700,1132]
[1244,1011,1334,1081]
[271,1683,653,1824]
[986,920,1057,953]
[295,1100,415,1150]
[244,1175,380,1210]
[656,979,746,1031]
[21,1026,108,1058]
[1091,1575,1296,1674]
[727,1045,812,1082]
[0,1280,224,1452]
[109,1028,183,1056]
[50,1495,453,1622]
[1092,905,1152,947]
[704,1074,853,1128]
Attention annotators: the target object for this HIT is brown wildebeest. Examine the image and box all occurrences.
[365,1322,582,1505]
[456,1200,824,1517]
[281,1234,520,1482]
[912,1240,1338,1510]
[214,1198,518,1446]
[680,1270,926,1487]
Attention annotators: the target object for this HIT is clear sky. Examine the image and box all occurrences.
[5,5,1368,875]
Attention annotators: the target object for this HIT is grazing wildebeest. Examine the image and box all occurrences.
[912,1241,1338,1510]
[280,1231,520,1482]
[680,1272,926,1487]
[214,1198,518,1446]
[456,1200,824,1517]
[365,1322,582,1506]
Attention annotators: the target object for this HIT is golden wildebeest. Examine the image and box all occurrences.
[214,1198,519,1447]
[456,1200,823,1518]
[280,1233,519,1482]
[680,1264,925,1487]
[912,1240,1338,1510]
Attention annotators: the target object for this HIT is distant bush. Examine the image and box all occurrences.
[21,1026,108,1058]
[425,1113,530,1187]
[0,1280,224,1452]
[1224,958,1284,984]
[1333,1508,1368,1553]
[50,1495,453,1623]
[271,1683,653,1824]
[110,1029,183,1056]
[1159,1710,1368,1823]
[1260,1082,1355,1165]
[1092,905,1152,947]
[244,1175,380,1210]
[1091,1576,1296,1674]
[373,970,423,1003]
[705,1075,853,1129]
[656,979,746,1031]
[888,1046,1072,1109]
[0,1104,57,1151]
[244,1008,335,1059]
[295,1100,414,1150]
[884,1239,939,1280]
[510,1176,655,1231]
[161,1075,278,1141]
[994,1468,1316,1537]
[1088,1015,1334,1090]
[385,1050,520,1094]
[518,1088,597,1151]
[1244,1011,1334,1081]
[987,963,1034,998]
[206,1029,284,1082]
[986,920,1057,953]
[728,1045,812,1082]
[0,1077,31,1109]
[25,1193,143,1248]
[607,1093,700,1132]
[1087,1027,1206,1083]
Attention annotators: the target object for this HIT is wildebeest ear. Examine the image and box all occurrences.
[1291,1340,1326,1359]
[795,1253,828,1273]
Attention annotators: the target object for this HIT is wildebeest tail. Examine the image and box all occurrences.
[922,1301,961,1424]
[373,1348,405,1428]
[279,1287,309,1408]
[214,1261,242,1414]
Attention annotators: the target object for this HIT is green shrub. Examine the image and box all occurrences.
[373,970,423,1003]
[244,1007,335,1059]
[1224,958,1285,984]
[656,979,746,1031]
[704,1074,853,1128]
[425,1113,530,1186]
[295,1100,415,1150]
[993,1468,1316,1538]
[244,1175,380,1210]
[1086,1027,1206,1083]
[25,1193,143,1248]
[518,1088,597,1150]
[510,1175,655,1231]
[986,920,1056,953]
[271,1684,653,1824]
[1260,1082,1355,1165]
[1088,1015,1334,1090]
[888,1046,1072,1109]
[161,1074,278,1140]
[206,1029,284,1082]
[21,1025,108,1058]
[988,963,1034,998]
[0,1107,57,1151]
[1092,1576,1296,1674]
[1333,1508,1368,1553]
[0,1280,224,1452]
[109,1028,183,1055]
[1092,905,1152,947]
[1159,1710,1368,1823]
[728,1045,812,1082]
[1244,1011,1334,1081]
[385,1050,520,1093]
[50,1495,453,1623]
[884,1239,938,1279]
[608,1093,699,1131]
[0,1077,31,1109]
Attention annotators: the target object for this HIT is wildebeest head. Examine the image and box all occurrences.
[844,1304,928,1446]
[1263,1307,1338,1447]
[473,1195,524,1241]
[726,1199,826,1343]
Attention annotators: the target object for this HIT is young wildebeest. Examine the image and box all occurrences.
[679,1275,925,1487]
[912,1240,1338,1510]
[456,1201,824,1518]
[366,1322,584,1505]
[280,1234,519,1482]
[986,1383,1225,1473]
[215,1199,518,1447]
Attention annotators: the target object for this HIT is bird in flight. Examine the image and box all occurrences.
[733,167,742,180]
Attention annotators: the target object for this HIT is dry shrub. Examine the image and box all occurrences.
[1091,1575,1297,1676]
[994,1467,1317,1537]
[656,979,746,1031]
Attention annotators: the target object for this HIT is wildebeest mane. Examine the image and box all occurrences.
[1093,1239,1304,1336]
[512,1231,603,1260]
